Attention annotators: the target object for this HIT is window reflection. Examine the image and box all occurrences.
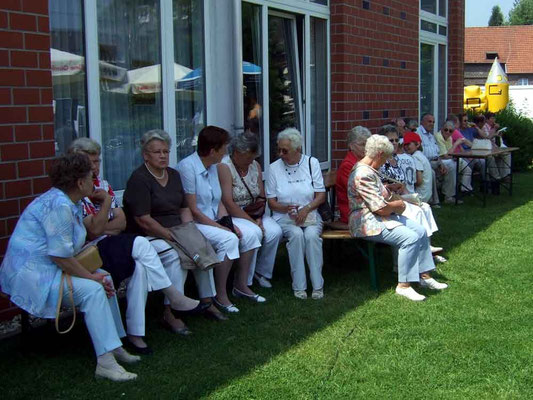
[242,3,263,165]
[97,0,163,190]
[268,15,301,163]
[174,0,204,161]
[420,43,434,120]
[49,0,87,155]
[310,17,328,162]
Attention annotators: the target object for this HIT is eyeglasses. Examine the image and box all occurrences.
[278,148,290,155]
[389,138,399,143]
[147,150,170,155]
[443,128,453,133]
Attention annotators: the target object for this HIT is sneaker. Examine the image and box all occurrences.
[254,273,272,288]
[95,363,137,382]
[395,286,426,301]
[434,255,447,263]
[420,277,448,290]
[430,246,443,254]
[294,290,307,300]
[444,197,463,205]
[311,289,324,300]
[430,203,441,209]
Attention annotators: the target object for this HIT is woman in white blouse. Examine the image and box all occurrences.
[266,128,326,300]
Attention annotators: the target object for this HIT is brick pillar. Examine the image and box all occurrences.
[447,0,465,115]
[0,0,53,319]
[330,0,419,169]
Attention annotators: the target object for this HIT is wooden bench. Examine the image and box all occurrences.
[320,170,380,291]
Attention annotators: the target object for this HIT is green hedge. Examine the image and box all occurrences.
[496,104,533,171]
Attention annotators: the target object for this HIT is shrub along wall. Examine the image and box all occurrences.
[496,105,533,171]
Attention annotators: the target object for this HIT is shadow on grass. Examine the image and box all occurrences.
[0,172,532,400]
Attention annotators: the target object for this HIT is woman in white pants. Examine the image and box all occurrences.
[218,131,283,289]
[266,128,327,300]
[70,138,204,355]
[177,126,263,314]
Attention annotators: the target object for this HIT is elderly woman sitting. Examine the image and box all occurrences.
[123,130,218,333]
[69,138,203,354]
[177,126,263,313]
[0,154,139,381]
[218,131,282,288]
[348,135,448,301]
[266,128,326,300]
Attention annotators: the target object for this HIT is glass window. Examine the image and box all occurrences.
[173,0,205,161]
[438,44,446,127]
[311,0,328,5]
[420,43,434,120]
[517,78,529,86]
[49,0,87,156]
[439,0,446,17]
[242,2,264,165]
[97,0,163,190]
[268,15,302,163]
[438,25,447,36]
[421,20,437,34]
[310,17,328,162]
[421,0,436,14]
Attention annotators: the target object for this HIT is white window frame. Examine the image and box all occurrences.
[241,0,330,170]
[419,1,448,127]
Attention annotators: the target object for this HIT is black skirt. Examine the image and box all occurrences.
[97,233,138,287]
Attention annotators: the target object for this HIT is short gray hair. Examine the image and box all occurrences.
[69,137,101,155]
[347,126,371,146]
[277,128,302,151]
[140,129,172,152]
[229,131,261,157]
[442,121,455,131]
[365,134,394,159]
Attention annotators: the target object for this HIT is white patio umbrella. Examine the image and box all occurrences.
[126,63,192,94]
[50,48,127,82]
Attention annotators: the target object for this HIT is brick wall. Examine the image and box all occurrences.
[330,0,466,169]
[448,0,465,116]
[0,0,53,318]
[330,0,420,168]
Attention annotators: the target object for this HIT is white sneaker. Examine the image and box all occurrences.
[95,363,137,382]
[444,197,463,205]
[395,286,426,301]
[254,273,272,288]
[434,255,447,263]
[420,277,448,290]
[294,290,307,300]
[311,289,324,300]
[430,246,443,254]
[112,347,141,364]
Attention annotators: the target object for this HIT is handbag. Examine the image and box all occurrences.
[236,168,266,219]
[167,222,220,271]
[308,157,334,222]
[216,215,237,234]
[55,245,104,334]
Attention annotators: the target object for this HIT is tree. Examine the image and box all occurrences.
[488,6,504,26]
[508,0,533,25]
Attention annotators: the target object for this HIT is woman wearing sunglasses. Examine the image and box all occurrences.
[435,121,473,192]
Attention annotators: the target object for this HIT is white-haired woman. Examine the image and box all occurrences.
[266,128,326,300]
[218,131,282,289]
[70,138,206,355]
[123,130,221,335]
[348,135,448,301]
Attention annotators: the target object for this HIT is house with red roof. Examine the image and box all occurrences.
[465,26,533,86]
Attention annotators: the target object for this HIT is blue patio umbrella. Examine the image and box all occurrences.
[177,62,261,89]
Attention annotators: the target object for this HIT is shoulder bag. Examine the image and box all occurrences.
[56,245,103,334]
[308,156,333,222]
[238,173,266,219]
[167,222,220,271]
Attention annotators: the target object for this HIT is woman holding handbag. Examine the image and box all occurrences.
[266,128,326,300]
[177,126,264,314]
[69,138,206,354]
[0,153,139,381]
[218,131,282,289]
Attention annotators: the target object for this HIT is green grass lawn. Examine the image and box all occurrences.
[1,171,533,399]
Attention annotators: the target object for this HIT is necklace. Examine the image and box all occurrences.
[284,155,304,176]
[230,157,248,177]
[145,163,166,180]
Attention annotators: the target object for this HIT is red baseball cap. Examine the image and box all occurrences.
[403,132,421,145]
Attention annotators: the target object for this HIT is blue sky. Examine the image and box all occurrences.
[465,0,514,27]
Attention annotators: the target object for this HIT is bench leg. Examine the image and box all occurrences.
[20,310,31,335]
[367,242,378,291]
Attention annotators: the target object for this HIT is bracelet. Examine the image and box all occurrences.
[305,204,312,211]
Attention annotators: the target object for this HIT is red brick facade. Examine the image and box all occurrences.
[448,0,465,115]
[0,0,53,318]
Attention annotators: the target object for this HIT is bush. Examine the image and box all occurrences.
[496,104,533,171]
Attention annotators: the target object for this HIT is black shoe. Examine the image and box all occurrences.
[171,301,211,319]
[160,317,192,336]
[125,338,153,355]
[204,308,229,321]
